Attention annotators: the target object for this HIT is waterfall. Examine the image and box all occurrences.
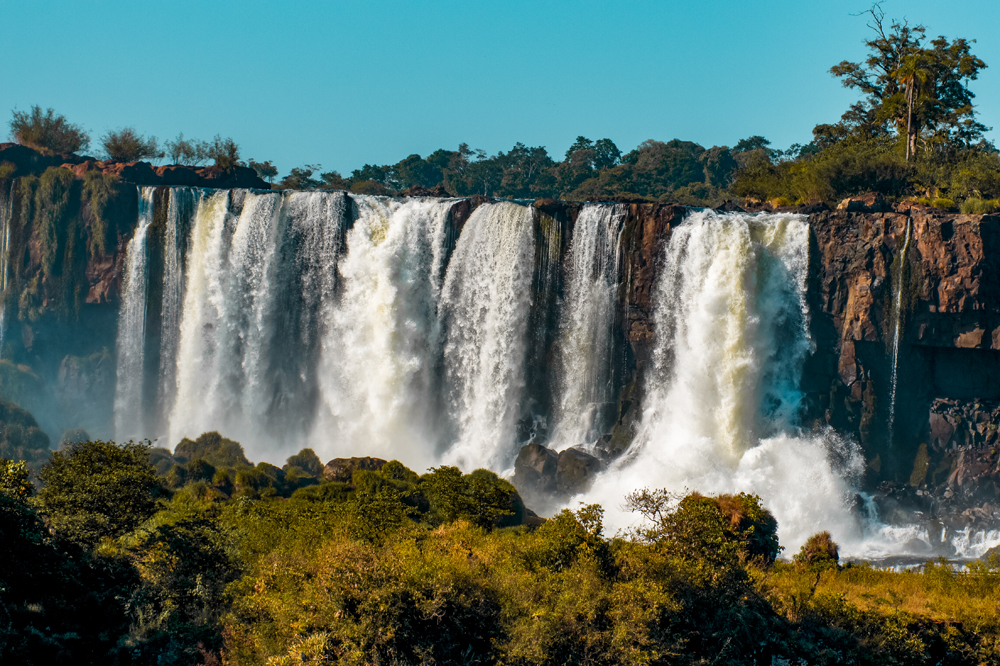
[0,183,12,357]
[167,190,347,458]
[157,187,198,430]
[887,218,912,440]
[113,187,157,441]
[313,196,456,468]
[586,211,872,553]
[439,202,536,471]
[549,203,625,450]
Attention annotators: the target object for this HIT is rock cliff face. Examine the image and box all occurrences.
[805,205,1000,527]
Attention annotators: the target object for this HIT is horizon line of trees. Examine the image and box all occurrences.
[8,4,1000,212]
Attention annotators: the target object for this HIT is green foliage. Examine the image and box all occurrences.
[9,105,90,154]
[174,430,250,468]
[100,126,162,162]
[81,170,120,258]
[247,158,278,183]
[794,531,840,571]
[0,458,33,501]
[164,132,210,165]
[0,398,49,469]
[36,439,163,546]
[34,167,76,281]
[205,135,242,171]
[961,197,1000,214]
[0,161,15,178]
[626,488,781,565]
[422,465,519,529]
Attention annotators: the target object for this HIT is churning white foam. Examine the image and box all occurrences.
[586,211,889,556]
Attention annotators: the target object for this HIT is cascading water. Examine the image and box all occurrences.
[167,190,348,457]
[439,202,536,471]
[585,211,874,554]
[156,187,199,430]
[549,203,625,450]
[0,183,12,357]
[313,196,456,468]
[887,218,912,440]
[113,187,157,440]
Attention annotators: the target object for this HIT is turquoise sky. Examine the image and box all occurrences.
[3,0,999,176]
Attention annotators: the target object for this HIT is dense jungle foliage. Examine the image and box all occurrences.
[3,435,1000,665]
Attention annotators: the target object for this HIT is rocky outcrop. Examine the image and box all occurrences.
[512,441,604,507]
[0,143,269,189]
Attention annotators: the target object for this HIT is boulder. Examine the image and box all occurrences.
[157,165,203,186]
[555,447,603,496]
[512,440,559,497]
[322,456,387,482]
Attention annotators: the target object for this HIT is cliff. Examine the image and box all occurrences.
[3,168,1000,527]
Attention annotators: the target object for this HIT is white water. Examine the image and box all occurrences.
[583,211,881,555]
[887,218,912,440]
[313,196,455,469]
[167,190,347,457]
[113,187,157,440]
[550,204,625,450]
[0,184,12,356]
[156,187,199,431]
[439,202,536,471]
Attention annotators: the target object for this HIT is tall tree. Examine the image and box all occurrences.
[828,3,987,158]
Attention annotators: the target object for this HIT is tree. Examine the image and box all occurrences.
[276,164,322,190]
[174,431,250,468]
[205,135,242,171]
[36,439,163,546]
[100,127,163,162]
[9,105,90,154]
[625,489,781,565]
[0,459,32,501]
[164,132,209,165]
[247,158,278,183]
[829,3,988,157]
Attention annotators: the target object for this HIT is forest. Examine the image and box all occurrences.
[3,422,1000,665]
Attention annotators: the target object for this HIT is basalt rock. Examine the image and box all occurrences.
[511,441,604,504]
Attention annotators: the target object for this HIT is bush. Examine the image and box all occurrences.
[0,399,50,468]
[174,431,250,468]
[794,531,840,571]
[100,127,162,162]
[9,105,90,154]
[284,448,322,477]
[961,197,1000,214]
[36,439,163,546]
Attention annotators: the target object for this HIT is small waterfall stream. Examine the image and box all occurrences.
[549,203,625,450]
[113,187,157,440]
[888,218,913,441]
[0,183,12,357]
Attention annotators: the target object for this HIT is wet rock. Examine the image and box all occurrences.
[322,456,387,482]
[556,447,603,496]
[512,440,559,497]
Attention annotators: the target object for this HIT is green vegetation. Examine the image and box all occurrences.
[9,105,90,154]
[0,429,998,663]
[100,127,163,162]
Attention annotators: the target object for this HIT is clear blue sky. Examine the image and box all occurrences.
[3,0,999,177]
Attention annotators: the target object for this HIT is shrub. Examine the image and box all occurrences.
[794,531,840,571]
[100,127,162,162]
[0,459,33,501]
[961,197,1000,214]
[36,439,163,546]
[0,161,15,178]
[284,448,322,477]
[9,105,90,154]
[174,431,250,468]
